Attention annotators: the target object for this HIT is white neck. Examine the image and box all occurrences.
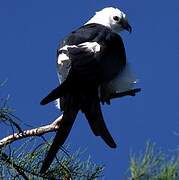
[85,14,111,28]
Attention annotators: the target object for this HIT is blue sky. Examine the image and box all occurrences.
[0,0,179,179]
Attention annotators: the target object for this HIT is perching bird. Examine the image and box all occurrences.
[40,7,138,173]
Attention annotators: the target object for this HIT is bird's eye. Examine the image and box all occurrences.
[113,16,119,21]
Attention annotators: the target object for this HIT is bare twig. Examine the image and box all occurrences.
[0,115,63,148]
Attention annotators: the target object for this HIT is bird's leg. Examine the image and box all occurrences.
[110,88,141,100]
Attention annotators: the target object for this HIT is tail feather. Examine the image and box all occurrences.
[40,81,69,105]
[40,87,117,174]
[83,97,117,148]
[40,108,78,174]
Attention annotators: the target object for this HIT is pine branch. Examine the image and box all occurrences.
[0,152,29,179]
[129,142,179,179]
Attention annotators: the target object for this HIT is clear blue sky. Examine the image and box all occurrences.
[0,0,179,179]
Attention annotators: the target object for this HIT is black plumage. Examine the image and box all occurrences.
[40,23,127,173]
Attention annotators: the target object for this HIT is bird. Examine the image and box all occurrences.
[40,7,137,173]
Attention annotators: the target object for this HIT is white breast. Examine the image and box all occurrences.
[99,63,138,101]
[108,63,137,93]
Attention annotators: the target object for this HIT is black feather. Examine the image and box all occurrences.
[81,91,116,148]
[40,81,69,105]
[40,99,78,174]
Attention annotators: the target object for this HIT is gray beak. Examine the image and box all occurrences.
[120,19,132,33]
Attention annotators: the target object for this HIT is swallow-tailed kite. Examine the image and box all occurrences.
[40,7,140,173]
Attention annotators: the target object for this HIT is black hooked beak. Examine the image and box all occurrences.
[120,19,132,33]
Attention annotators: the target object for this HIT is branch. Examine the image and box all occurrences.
[0,115,63,148]
[0,88,141,148]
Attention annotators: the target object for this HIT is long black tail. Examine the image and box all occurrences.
[82,93,117,148]
[40,85,116,174]
[40,108,78,174]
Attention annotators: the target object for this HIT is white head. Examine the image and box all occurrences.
[86,7,132,33]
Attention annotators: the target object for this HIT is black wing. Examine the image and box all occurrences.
[59,23,126,86]
[41,23,127,105]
